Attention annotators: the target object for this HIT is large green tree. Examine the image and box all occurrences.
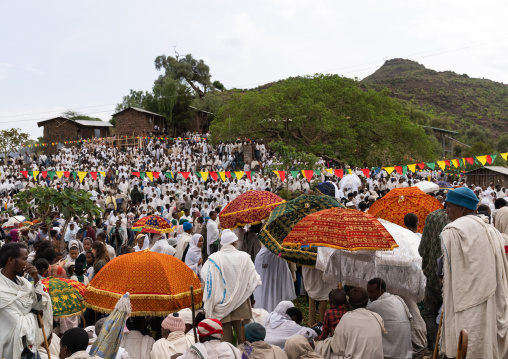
[0,128,30,163]
[210,75,438,167]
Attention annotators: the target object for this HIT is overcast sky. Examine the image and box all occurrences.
[1,0,507,139]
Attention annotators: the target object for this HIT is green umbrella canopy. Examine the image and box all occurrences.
[42,277,84,318]
[258,194,343,266]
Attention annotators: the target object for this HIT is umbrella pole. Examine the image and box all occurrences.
[433,309,444,359]
[190,285,198,343]
[37,312,51,359]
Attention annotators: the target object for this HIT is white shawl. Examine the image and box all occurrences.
[185,234,203,276]
[202,244,261,320]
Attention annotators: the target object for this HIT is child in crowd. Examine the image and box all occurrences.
[314,288,348,341]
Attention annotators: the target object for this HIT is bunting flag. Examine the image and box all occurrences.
[209,172,218,181]
[140,172,145,180]
[290,170,299,179]
[246,171,252,182]
[225,171,232,178]
[465,157,474,165]
[90,172,97,180]
[417,163,425,170]
[165,172,173,179]
[132,172,140,178]
[180,172,191,180]
[217,172,225,181]
[384,167,395,174]
[234,171,244,179]
[325,168,333,175]
[347,169,352,174]
[407,164,416,173]
[33,171,40,179]
[48,171,56,180]
[437,161,446,170]
[476,155,487,166]
[99,171,106,178]
[425,162,435,170]
[314,170,321,176]
[145,172,153,181]
[334,169,344,179]
[501,153,508,161]
[153,172,160,179]
[56,171,63,179]
[20,170,28,178]
[491,154,497,163]
[302,170,314,182]
[402,165,408,176]
[452,159,460,168]
[78,171,87,182]
[41,171,47,179]
[394,166,402,175]
[72,172,77,180]
[273,171,286,182]
[199,172,209,182]
[361,168,370,178]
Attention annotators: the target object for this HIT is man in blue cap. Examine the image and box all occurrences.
[175,221,193,261]
[440,187,508,358]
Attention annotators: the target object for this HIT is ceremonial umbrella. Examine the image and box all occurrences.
[2,215,25,229]
[258,194,343,266]
[437,181,453,189]
[282,208,398,251]
[219,190,285,229]
[42,277,87,297]
[84,250,202,316]
[414,181,439,194]
[131,215,173,234]
[90,293,131,359]
[367,187,443,233]
[41,277,84,318]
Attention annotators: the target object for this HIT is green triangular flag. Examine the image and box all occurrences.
[72,171,77,180]
[426,162,436,170]
[48,171,56,180]
[195,172,202,178]
[314,170,321,176]
[165,172,173,179]
[402,165,407,176]
[290,170,299,179]
[491,154,497,163]
[230,172,236,179]
[140,172,145,180]
[474,158,479,165]
[28,171,33,177]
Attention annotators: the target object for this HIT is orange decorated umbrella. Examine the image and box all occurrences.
[132,215,173,234]
[282,208,398,251]
[84,251,202,316]
[367,187,443,233]
[219,190,285,229]
[42,277,87,297]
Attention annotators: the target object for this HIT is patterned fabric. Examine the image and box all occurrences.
[418,208,450,295]
[41,277,84,318]
[437,181,453,189]
[42,277,86,297]
[367,187,443,233]
[84,250,203,316]
[219,190,285,229]
[315,306,347,340]
[316,182,335,197]
[132,215,173,234]
[258,194,342,266]
[198,318,223,338]
[90,293,131,359]
[282,208,398,251]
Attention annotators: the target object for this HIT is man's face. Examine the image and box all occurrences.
[367,283,383,302]
[445,202,467,222]
[12,248,28,277]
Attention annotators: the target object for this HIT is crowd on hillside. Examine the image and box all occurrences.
[2,135,508,359]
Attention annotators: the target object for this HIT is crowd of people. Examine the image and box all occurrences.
[2,136,508,359]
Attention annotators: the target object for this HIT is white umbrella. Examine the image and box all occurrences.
[2,215,26,228]
[339,174,361,192]
[415,181,439,194]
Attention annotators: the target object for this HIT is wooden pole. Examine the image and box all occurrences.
[190,285,198,343]
[37,312,51,359]
[456,329,468,359]
[432,310,444,359]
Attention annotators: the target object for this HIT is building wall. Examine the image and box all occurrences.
[115,109,165,137]
[465,169,508,188]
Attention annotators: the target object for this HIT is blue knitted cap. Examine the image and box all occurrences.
[445,187,479,210]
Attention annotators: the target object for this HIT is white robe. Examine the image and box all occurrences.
[120,330,155,359]
[367,292,412,359]
[151,239,176,256]
[254,247,296,313]
[175,233,192,261]
[179,340,241,359]
[150,331,194,359]
[0,274,52,359]
[201,244,261,320]
[441,215,508,358]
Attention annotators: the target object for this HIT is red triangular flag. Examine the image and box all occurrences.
[394,166,403,175]
[417,163,425,170]
[209,172,218,181]
[180,172,191,180]
[444,160,450,167]
[303,170,314,182]
[132,172,140,178]
[466,157,474,165]
[246,171,252,182]
[41,171,47,179]
[334,169,344,179]
[225,171,232,178]
[64,171,70,178]
[486,155,493,165]
[90,172,97,180]
[20,171,28,178]
[361,168,370,178]
[153,172,160,179]
[278,171,286,182]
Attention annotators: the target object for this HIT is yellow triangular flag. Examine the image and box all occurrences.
[77,171,87,183]
[200,172,209,182]
[56,171,63,179]
[33,171,40,179]
[234,171,244,179]
[476,155,487,166]
[501,153,508,161]
[384,167,394,174]
[452,159,459,168]
[273,170,281,179]
[348,169,352,174]
[436,161,446,170]
[99,172,106,178]
[219,172,226,181]
[325,168,333,174]
[146,172,153,181]
[407,164,416,173]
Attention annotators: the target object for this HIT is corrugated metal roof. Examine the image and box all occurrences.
[465,166,508,176]
[73,119,113,127]
[112,107,165,117]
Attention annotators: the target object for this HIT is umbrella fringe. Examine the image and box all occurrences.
[84,301,202,317]
[86,285,203,300]
[53,309,85,319]
[224,220,263,230]
[219,201,286,218]
[281,242,399,251]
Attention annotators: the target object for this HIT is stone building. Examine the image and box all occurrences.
[37,117,112,152]
[113,107,166,138]
[464,166,508,189]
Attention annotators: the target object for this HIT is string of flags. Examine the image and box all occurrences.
[21,136,209,148]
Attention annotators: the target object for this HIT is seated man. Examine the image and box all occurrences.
[238,323,287,359]
[59,327,97,359]
[179,319,241,359]
[367,278,412,359]
[151,313,194,359]
[321,287,385,359]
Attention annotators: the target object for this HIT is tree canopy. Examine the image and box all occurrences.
[210,74,438,167]
[0,128,30,161]
[62,110,103,122]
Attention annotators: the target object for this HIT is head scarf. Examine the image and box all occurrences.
[495,207,508,243]
[265,301,295,329]
[135,234,150,252]
[220,229,238,246]
[284,335,324,359]
[198,318,223,339]
[244,323,266,343]
[185,234,203,268]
